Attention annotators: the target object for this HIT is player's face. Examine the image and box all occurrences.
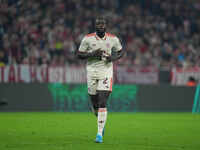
[95,19,106,34]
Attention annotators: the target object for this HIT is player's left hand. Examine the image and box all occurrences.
[104,56,112,62]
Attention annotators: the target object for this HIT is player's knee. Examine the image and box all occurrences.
[93,103,99,110]
[98,101,106,108]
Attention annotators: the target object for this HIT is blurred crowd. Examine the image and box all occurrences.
[0,0,200,69]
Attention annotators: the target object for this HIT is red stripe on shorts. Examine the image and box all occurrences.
[110,78,113,91]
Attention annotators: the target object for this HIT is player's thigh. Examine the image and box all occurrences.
[96,90,111,108]
[87,77,98,95]
[97,77,113,92]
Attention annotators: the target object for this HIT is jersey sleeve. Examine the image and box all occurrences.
[78,37,89,52]
[112,37,122,52]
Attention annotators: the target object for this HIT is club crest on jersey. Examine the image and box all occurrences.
[106,43,110,48]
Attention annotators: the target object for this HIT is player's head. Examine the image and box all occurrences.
[95,16,106,37]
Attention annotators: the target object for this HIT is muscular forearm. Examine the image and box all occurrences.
[77,51,92,59]
[107,50,124,62]
[77,50,102,60]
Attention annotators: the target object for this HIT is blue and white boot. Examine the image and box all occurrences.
[95,134,103,143]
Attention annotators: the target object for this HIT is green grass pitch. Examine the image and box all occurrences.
[0,112,200,150]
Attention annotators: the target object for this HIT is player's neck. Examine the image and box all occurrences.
[96,32,105,38]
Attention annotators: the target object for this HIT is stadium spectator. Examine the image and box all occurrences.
[186,76,197,87]
[0,0,200,70]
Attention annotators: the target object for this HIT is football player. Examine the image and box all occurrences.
[77,16,123,143]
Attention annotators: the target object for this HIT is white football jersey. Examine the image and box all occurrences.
[78,32,122,79]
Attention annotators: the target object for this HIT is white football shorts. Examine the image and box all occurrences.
[87,76,113,95]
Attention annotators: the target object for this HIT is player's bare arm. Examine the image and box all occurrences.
[105,49,124,62]
[77,48,103,60]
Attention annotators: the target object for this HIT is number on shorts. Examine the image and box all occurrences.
[103,78,108,85]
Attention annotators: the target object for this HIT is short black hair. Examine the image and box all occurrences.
[96,16,107,23]
[189,76,196,82]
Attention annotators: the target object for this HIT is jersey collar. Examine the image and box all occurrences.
[95,32,107,40]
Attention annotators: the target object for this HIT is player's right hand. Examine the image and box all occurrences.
[90,49,103,57]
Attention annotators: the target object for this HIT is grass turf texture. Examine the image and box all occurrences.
[0,113,200,150]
